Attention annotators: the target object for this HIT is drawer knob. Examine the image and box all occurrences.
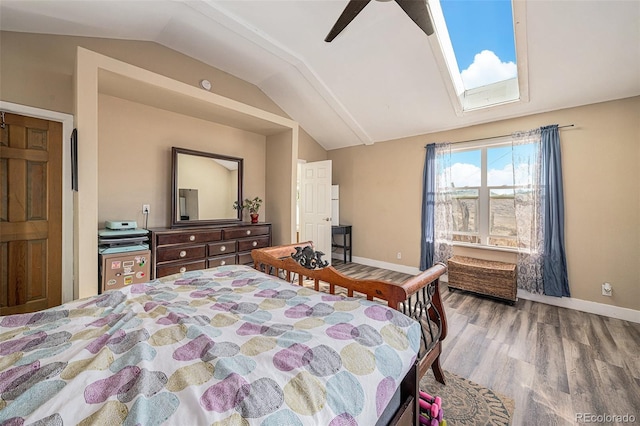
[179,250,187,258]
[220,261,226,266]
[220,245,226,252]
[252,241,258,247]
[189,235,196,241]
[179,267,186,273]
[246,230,251,235]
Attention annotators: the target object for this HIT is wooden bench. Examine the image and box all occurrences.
[447,255,517,302]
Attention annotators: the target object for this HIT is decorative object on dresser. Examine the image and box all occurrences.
[150,223,271,278]
[447,255,517,303]
[232,196,263,224]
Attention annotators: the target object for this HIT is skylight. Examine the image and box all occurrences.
[428,0,527,112]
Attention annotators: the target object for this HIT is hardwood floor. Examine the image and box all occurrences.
[332,260,640,425]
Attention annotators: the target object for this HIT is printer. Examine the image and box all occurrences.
[98,220,149,254]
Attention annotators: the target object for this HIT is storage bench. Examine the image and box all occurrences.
[447,255,517,302]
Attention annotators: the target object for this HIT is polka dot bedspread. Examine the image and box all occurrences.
[0,265,421,425]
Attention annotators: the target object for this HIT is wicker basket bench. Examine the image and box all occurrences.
[447,256,517,303]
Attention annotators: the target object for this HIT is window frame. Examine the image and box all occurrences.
[426,0,529,115]
[446,136,521,252]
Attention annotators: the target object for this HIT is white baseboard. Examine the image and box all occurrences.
[331,253,421,277]
[516,289,640,324]
[332,253,640,324]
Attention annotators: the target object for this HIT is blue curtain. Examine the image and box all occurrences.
[541,125,570,297]
[420,144,436,270]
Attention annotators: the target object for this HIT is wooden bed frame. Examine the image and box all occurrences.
[252,242,448,426]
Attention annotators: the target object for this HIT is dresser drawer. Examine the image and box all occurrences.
[237,252,254,265]
[207,254,237,268]
[156,260,206,278]
[150,224,270,280]
[208,241,237,256]
[223,226,270,240]
[156,230,222,246]
[155,245,206,263]
[237,236,270,252]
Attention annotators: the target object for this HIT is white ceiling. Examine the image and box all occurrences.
[2,0,639,150]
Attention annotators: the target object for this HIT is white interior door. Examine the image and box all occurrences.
[300,160,332,264]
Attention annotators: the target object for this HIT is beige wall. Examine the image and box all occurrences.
[98,94,266,228]
[298,127,328,162]
[266,129,298,245]
[0,31,325,161]
[329,97,640,311]
[1,31,283,117]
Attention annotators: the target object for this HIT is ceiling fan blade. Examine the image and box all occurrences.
[394,0,434,36]
[325,0,372,42]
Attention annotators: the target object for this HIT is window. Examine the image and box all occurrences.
[440,138,536,249]
[427,0,527,112]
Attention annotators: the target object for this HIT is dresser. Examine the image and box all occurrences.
[150,223,271,279]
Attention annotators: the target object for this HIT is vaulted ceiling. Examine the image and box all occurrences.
[2,0,638,150]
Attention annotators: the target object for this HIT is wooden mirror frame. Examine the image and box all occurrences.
[171,147,244,227]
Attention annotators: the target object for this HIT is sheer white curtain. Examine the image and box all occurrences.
[511,129,544,294]
[433,143,454,265]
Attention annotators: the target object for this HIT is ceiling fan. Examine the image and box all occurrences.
[325,0,434,42]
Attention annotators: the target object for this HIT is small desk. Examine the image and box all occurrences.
[331,225,352,263]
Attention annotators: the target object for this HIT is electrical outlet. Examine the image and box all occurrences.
[396,252,402,260]
[602,282,612,296]
[142,204,150,214]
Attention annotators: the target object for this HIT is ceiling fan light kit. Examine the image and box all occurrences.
[325,0,434,42]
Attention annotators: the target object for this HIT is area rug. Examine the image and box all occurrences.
[420,370,515,425]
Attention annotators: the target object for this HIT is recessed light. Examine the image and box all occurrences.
[199,79,212,91]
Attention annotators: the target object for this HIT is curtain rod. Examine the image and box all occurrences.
[424,124,575,147]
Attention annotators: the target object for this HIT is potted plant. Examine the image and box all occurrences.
[233,196,263,223]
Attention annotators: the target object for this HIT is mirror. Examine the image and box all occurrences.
[171,147,243,227]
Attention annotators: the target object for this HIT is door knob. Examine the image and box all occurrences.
[324,217,331,221]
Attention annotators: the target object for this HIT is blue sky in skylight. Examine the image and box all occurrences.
[440,0,517,90]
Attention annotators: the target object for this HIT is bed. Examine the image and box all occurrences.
[0,242,447,425]
[251,242,448,425]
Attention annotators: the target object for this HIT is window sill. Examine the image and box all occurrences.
[452,242,524,254]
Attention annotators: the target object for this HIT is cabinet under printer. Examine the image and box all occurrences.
[98,221,150,293]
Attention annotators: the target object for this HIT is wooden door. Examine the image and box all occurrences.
[0,112,62,315]
[300,160,332,264]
